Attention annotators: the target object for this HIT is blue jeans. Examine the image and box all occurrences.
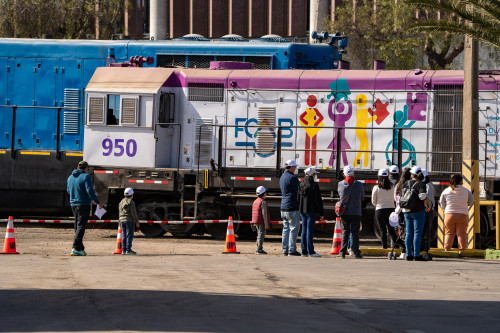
[300,212,316,255]
[281,210,300,254]
[404,210,426,257]
[120,221,135,252]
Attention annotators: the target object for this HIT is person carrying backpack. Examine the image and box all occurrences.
[400,166,430,261]
[337,165,364,259]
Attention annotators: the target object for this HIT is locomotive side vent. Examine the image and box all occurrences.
[431,85,463,172]
[188,83,224,102]
[256,107,276,156]
[88,97,105,124]
[121,98,137,125]
[64,88,81,134]
[194,118,214,165]
[63,112,79,134]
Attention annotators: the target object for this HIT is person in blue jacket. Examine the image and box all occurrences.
[280,159,301,256]
[67,161,102,256]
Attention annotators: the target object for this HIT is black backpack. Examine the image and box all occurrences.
[399,181,419,209]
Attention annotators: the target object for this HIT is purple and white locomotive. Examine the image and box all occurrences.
[83,63,499,242]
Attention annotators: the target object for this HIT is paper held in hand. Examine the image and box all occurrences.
[95,206,107,219]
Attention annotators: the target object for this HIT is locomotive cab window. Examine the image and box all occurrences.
[159,93,174,127]
[107,95,120,125]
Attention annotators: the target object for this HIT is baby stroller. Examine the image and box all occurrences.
[387,212,406,260]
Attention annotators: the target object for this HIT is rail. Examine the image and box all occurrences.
[0,218,336,224]
[479,201,500,250]
[208,124,488,178]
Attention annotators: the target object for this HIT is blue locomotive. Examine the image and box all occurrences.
[0,35,346,215]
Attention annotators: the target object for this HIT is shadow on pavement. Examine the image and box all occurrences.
[1,289,499,332]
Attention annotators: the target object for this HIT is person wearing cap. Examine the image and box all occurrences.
[119,188,140,255]
[298,167,324,257]
[394,167,411,257]
[371,169,397,249]
[421,169,435,253]
[67,161,103,256]
[280,159,301,256]
[401,166,430,261]
[389,165,400,187]
[252,186,271,255]
[337,165,364,259]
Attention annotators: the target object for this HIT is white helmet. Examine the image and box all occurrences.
[285,159,298,167]
[305,167,319,176]
[378,169,389,177]
[124,188,134,196]
[343,165,354,176]
[389,165,399,174]
[410,166,422,175]
[256,186,267,196]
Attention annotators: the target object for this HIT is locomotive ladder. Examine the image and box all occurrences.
[180,174,199,220]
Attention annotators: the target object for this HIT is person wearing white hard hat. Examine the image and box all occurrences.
[251,186,271,255]
[371,169,397,249]
[119,187,140,255]
[337,165,364,259]
[280,160,301,256]
[400,166,430,261]
[389,165,400,187]
[298,167,324,257]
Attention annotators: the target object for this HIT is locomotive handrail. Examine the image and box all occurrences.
[209,123,487,175]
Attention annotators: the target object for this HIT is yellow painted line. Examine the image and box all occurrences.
[66,153,83,157]
[0,151,6,154]
[20,151,50,156]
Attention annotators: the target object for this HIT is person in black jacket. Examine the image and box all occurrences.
[298,167,324,257]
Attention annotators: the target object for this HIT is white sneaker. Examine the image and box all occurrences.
[399,252,407,259]
[309,253,321,257]
[348,249,354,256]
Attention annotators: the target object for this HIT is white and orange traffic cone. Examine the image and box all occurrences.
[328,218,342,255]
[222,216,239,254]
[113,224,123,254]
[1,216,19,254]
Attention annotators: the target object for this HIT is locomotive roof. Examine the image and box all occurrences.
[86,67,500,92]
[87,67,176,94]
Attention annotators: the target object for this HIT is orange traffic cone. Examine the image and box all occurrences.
[222,216,239,254]
[1,216,19,254]
[113,224,123,254]
[328,218,342,255]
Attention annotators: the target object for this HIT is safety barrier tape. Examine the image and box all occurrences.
[94,170,119,174]
[128,180,169,184]
[0,219,335,224]
[231,177,272,181]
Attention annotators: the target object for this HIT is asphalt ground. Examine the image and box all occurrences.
[0,225,499,332]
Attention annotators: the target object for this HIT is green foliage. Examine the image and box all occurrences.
[0,0,125,39]
[325,0,465,69]
[405,0,500,48]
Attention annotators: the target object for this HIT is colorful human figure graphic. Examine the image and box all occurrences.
[385,105,417,167]
[299,95,324,166]
[353,94,377,167]
[327,98,352,167]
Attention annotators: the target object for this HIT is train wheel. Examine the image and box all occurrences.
[136,200,167,238]
[203,204,234,240]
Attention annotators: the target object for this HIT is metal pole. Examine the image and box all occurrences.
[276,127,282,178]
[10,106,16,159]
[218,126,223,177]
[462,26,480,249]
[336,127,342,180]
[56,107,61,160]
[398,128,403,172]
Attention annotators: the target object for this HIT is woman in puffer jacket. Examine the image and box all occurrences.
[439,174,474,251]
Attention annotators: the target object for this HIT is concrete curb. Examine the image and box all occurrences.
[359,248,485,258]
